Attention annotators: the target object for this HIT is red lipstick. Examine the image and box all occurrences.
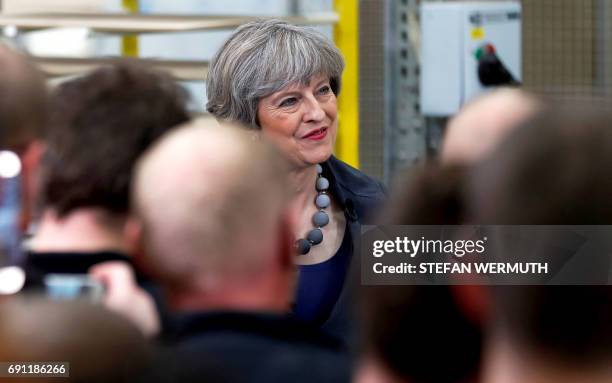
[303,127,328,141]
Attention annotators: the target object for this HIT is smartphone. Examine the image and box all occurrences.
[43,274,105,303]
[0,173,22,267]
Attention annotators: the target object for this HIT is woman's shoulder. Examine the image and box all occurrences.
[325,156,387,202]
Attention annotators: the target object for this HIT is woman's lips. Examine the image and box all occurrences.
[303,127,328,141]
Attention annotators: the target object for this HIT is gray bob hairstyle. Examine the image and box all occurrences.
[206,19,345,129]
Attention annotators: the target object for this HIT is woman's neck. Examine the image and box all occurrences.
[289,164,319,212]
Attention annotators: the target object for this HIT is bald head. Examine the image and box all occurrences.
[441,88,540,165]
[133,119,290,290]
[0,44,48,149]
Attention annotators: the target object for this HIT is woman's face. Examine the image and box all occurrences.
[257,74,338,169]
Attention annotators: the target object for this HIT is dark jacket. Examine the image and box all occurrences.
[160,311,351,383]
[320,156,386,347]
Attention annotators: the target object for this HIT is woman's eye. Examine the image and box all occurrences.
[317,85,331,95]
[279,97,298,107]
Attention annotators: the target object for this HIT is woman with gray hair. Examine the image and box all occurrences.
[207,20,385,344]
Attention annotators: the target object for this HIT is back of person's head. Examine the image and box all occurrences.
[0,296,153,383]
[358,284,482,383]
[383,164,467,225]
[485,285,611,375]
[357,165,481,383]
[0,44,48,265]
[0,43,48,150]
[465,105,612,374]
[41,60,190,218]
[360,105,612,383]
[133,120,291,295]
[469,105,612,225]
[441,88,540,165]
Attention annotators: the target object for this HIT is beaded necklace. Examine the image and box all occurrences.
[295,164,330,255]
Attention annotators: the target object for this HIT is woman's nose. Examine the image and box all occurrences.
[303,97,325,123]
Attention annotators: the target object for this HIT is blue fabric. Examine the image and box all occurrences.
[293,225,352,325]
[291,156,386,347]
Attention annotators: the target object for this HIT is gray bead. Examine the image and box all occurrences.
[316,164,323,174]
[315,194,330,208]
[307,228,323,245]
[312,211,329,227]
[316,177,329,191]
[295,239,311,255]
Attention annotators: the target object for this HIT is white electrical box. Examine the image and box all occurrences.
[420,1,521,116]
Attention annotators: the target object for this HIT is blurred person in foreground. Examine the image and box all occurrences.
[356,166,482,383]
[132,120,350,382]
[0,43,48,287]
[467,106,611,383]
[352,89,542,383]
[207,20,386,345]
[24,61,190,335]
[353,88,539,382]
[440,88,540,165]
[357,105,611,383]
[0,296,152,383]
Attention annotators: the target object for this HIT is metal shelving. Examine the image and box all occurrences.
[0,12,339,34]
[32,56,209,81]
[0,11,338,81]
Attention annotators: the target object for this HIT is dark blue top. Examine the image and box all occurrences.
[291,156,386,347]
[293,224,352,325]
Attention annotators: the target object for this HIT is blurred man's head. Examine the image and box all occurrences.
[469,105,612,225]
[0,43,48,151]
[357,165,481,383]
[441,88,540,165]
[0,296,153,383]
[133,120,293,311]
[465,105,612,382]
[482,285,611,383]
[41,61,190,219]
[361,104,612,383]
[357,285,482,383]
[0,44,48,267]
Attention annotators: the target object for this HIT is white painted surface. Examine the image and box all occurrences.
[420,1,521,116]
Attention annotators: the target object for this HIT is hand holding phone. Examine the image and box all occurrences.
[89,262,160,337]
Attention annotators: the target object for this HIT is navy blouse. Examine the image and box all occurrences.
[293,224,352,325]
[290,157,386,345]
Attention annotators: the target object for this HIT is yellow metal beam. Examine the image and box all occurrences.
[333,0,360,168]
[122,0,139,57]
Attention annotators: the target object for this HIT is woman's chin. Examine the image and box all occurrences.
[289,151,332,169]
[305,148,333,166]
